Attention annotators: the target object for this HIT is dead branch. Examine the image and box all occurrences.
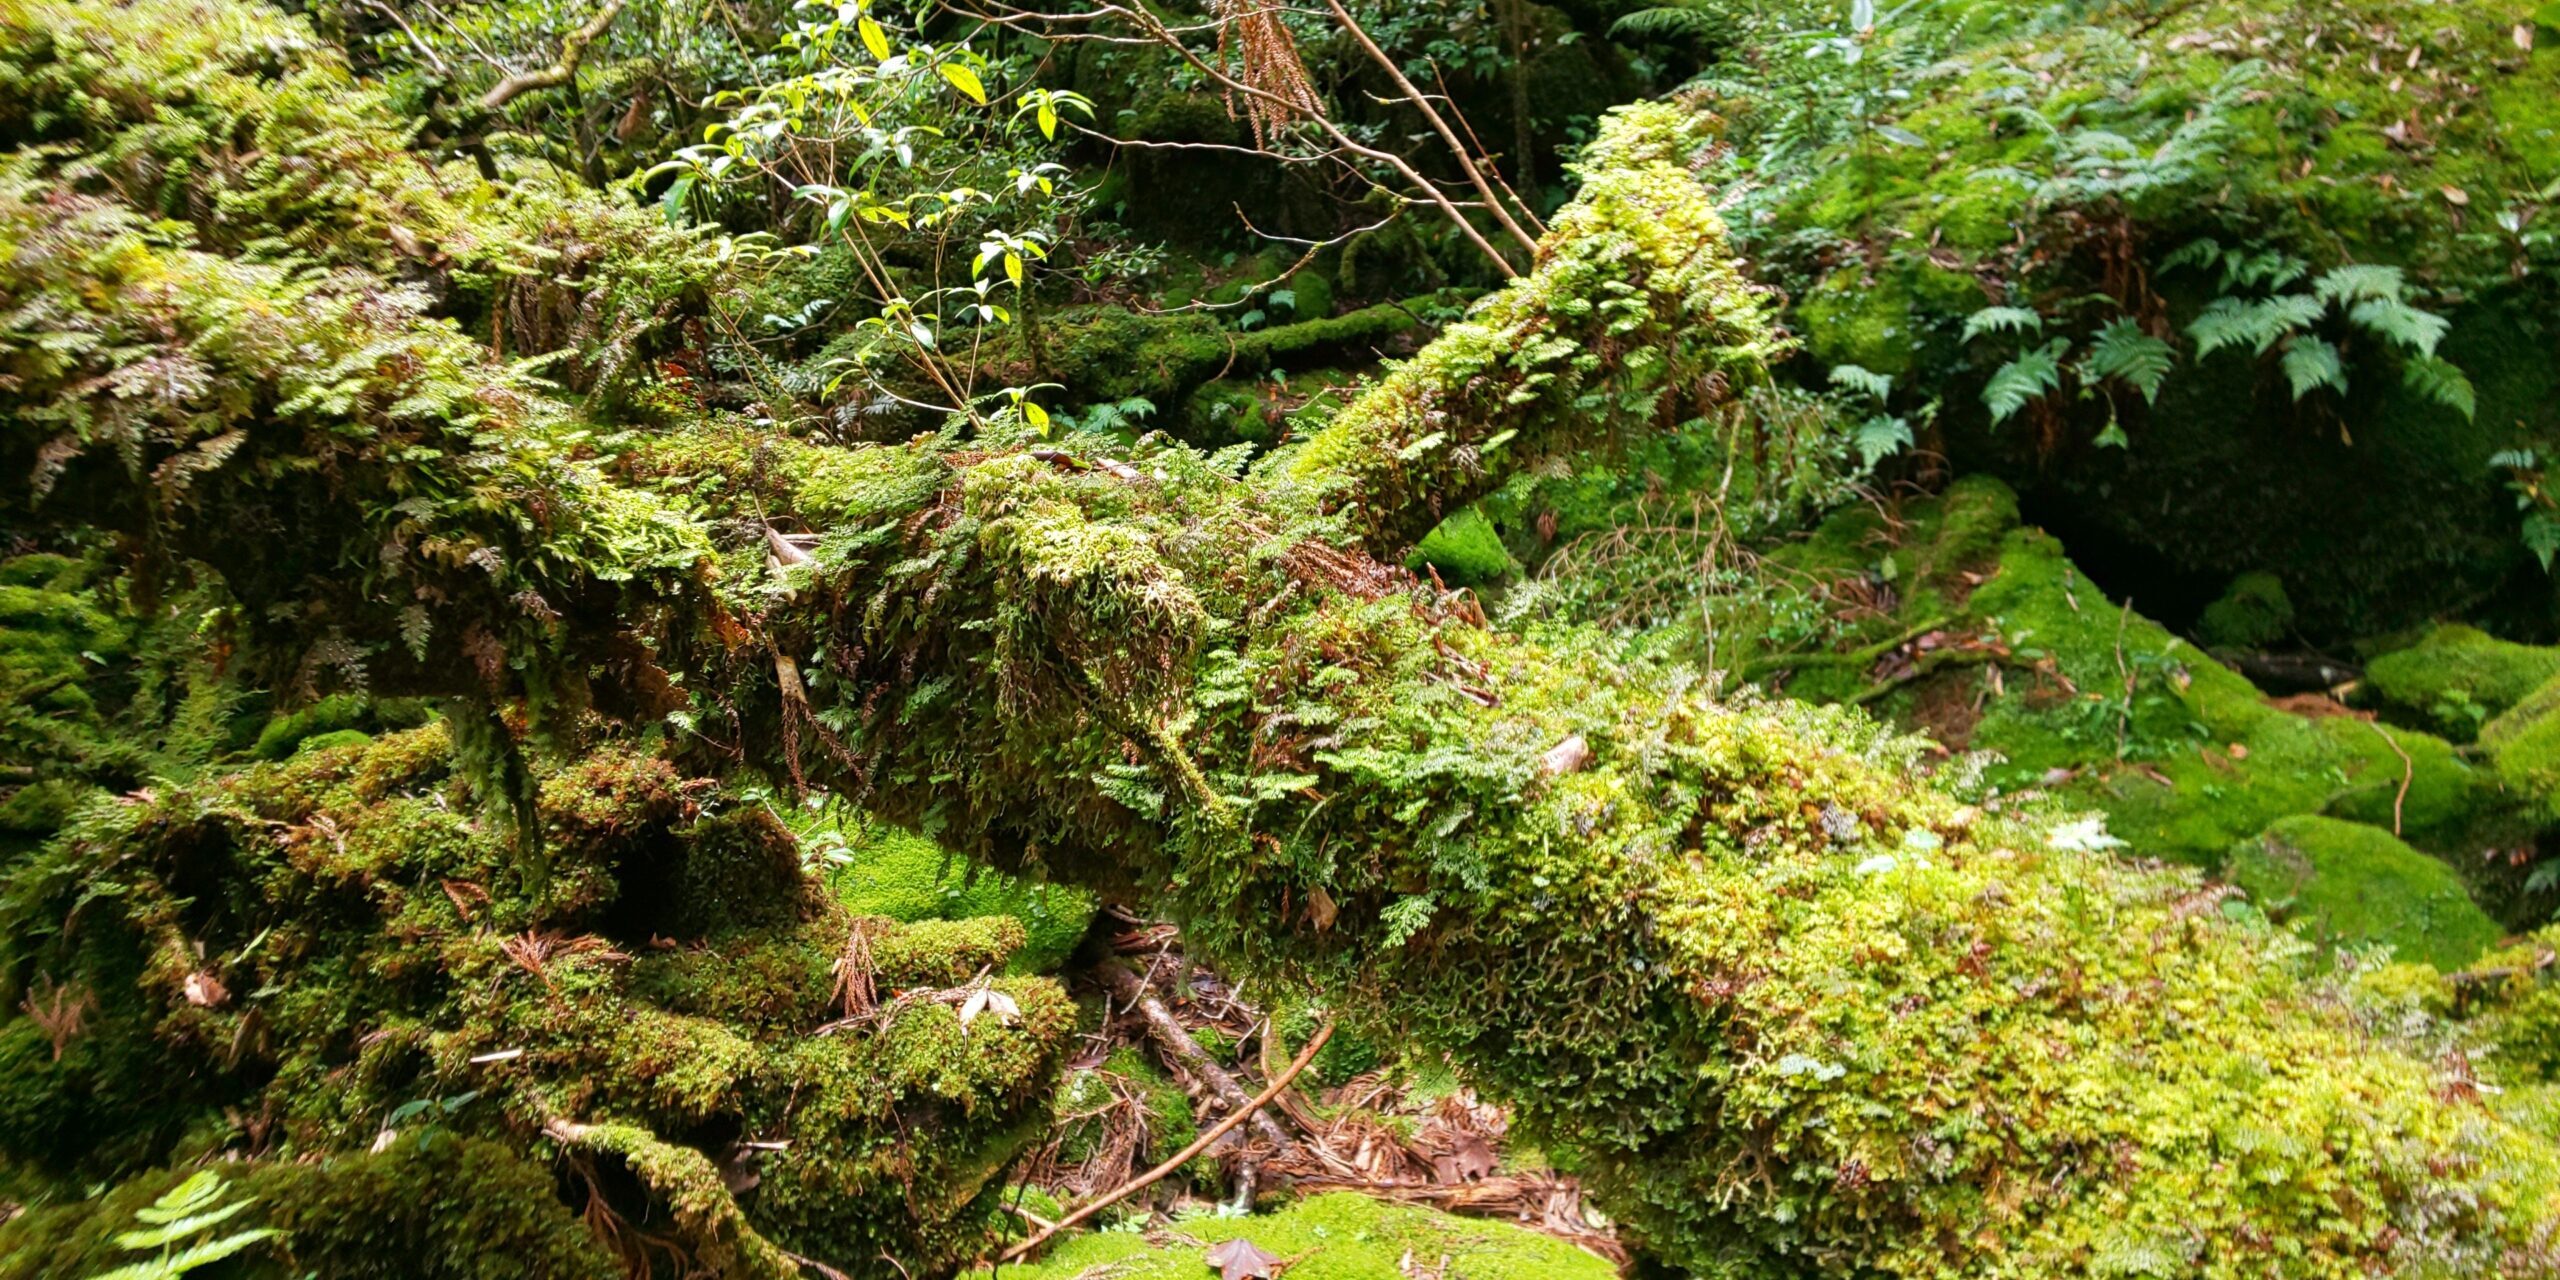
[1100,961,1295,1150]
[1002,1020,1335,1262]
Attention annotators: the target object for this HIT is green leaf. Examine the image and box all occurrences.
[2403,354,2477,420]
[939,62,988,105]
[1962,306,2044,343]
[2080,320,2174,404]
[2280,335,2346,400]
[1983,338,2069,423]
[859,16,890,60]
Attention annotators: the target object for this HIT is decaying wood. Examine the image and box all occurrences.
[1102,961,1295,1150]
[1003,1021,1336,1262]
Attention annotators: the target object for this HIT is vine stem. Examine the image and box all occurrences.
[998,1019,1335,1262]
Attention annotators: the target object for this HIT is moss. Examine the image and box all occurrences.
[2482,670,2560,820]
[250,694,432,760]
[1714,0,2560,637]
[977,1192,1620,1280]
[0,1138,618,1280]
[2228,815,2503,969]
[0,729,1077,1278]
[2366,625,2560,740]
[2196,572,2295,651]
[827,818,1097,974]
[1408,507,1518,588]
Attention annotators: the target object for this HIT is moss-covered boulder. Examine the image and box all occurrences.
[2229,814,2504,968]
[2483,669,2560,822]
[2369,625,2560,740]
[1732,476,2548,925]
[980,1193,1618,1280]
[0,729,1077,1276]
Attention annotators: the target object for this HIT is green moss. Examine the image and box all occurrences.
[827,818,1097,974]
[2366,625,2560,740]
[2482,670,2560,820]
[0,729,1076,1278]
[2228,815,2502,969]
[980,1192,1621,1280]
[2196,572,2295,650]
[1408,507,1518,588]
[0,1138,618,1280]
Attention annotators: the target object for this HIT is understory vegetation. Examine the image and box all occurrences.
[2,0,2558,1276]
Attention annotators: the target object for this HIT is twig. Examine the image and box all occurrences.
[2365,719,2414,836]
[1001,1020,1335,1261]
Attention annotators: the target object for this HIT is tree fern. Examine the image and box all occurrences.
[2279,335,2346,400]
[2080,320,2173,404]
[1983,338,2068,423]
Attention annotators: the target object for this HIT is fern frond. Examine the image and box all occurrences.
[2279,335,2346,400]
[2402,354,2477,420]
[1963,305,2045,343]
[1829,363,1894,401]
[1983,338,2069,424]
[2348,297,2449,357]
[2080,320,2174,404]
[2313,264,2404,306]
[2188,294,2319,360]
[1610,5,1728,41]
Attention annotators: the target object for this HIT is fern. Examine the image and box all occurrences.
[2347,297,2449,357]
[2313,264,2405,306]
[2279,336,2346,400]
[2081,320,2173,404]
[1829,363,1894,401]
[2188,294,2320,360]
[1983,338,2068,423]
[1610,4,1728,41]
[2402,354,2477,420]
[1962,305,2045,343]
[1854,413,1913,466]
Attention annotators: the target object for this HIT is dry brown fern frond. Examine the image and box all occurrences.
[1215,0,1320,147]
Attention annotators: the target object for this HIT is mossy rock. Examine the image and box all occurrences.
[0,1138,619,1280]
[2367,624,2560,740]
[2195,572,2295,651]
[977,1192,1618,1280]
[1738,476,2540,923]
[2483,670,2560,820]
[2228,815,2504,969]
[828,818,1099,974]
